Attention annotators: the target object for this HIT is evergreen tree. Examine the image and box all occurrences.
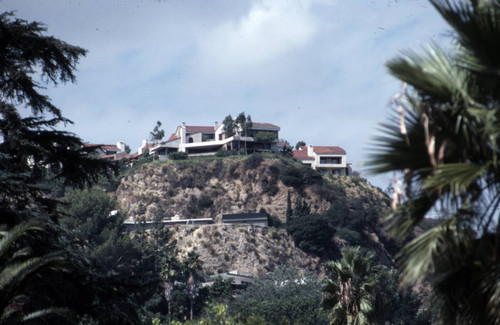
[285,190,292,226]
[0,12,144,324]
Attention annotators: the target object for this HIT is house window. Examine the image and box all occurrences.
[320,157,341,164]
[188,137,194,143]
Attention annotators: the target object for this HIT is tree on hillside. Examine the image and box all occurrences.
[150,120,165,143]
[368,1,500,323]
[285,190,292,226]
[0,11,144,323]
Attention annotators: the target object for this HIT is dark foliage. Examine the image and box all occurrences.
[295,140,306,149]
[169,151,188,160]
[253,131,276,143]
[244,152,264,170]
[280,163,322,189]
[0,12,144,324]
[215,149,238,157]
[231,266,328,325]
[287,214,334,255]
[197,195,214,209]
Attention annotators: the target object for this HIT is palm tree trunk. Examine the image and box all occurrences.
[190,299,194,320]
[168,301,172,322]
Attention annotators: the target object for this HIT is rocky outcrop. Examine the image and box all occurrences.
[170,224,321,278]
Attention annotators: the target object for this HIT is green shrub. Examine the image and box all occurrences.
[268,214,284,228]
[168,151,188,160]
[336,228,363,245]
[244,152,264,170]
[253,131,276,143]
[215,149,237,157]
[287,214,334,254]
[197,195,213,209]
[280,165,304,187]
[301,166,323,185]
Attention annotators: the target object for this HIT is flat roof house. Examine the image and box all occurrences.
[149,121,281,159]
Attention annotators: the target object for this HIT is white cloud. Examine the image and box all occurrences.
[200,0,318,71]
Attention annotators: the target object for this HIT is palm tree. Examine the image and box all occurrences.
[182,250,203,320]
[368,1,500,323]
[321,247,382,325]
[161,254,180,323]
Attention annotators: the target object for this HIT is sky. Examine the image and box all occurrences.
[1,0,449,187]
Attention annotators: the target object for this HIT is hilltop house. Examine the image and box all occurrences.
[84,141,130,161]
[293,145,351,175]
[148,121,281,159]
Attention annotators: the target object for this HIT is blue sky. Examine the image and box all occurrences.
[2,0,448,187]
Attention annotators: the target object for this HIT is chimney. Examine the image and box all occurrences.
[214,121,218,130]
[307,144,314,157]
[117,141,126,152]
[181,122,186,144]
[138,139,147,154]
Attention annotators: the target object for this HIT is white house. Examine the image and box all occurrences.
[293,145,351,175]
[148,121,281,159]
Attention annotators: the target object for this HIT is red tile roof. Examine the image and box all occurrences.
[185,126,214,133]
[251,122,280,129]
[168,133,179,141]
[292,145,346,160]
[312,146,346,155]
[293,146,314,160]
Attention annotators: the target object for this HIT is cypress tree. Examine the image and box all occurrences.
[286,190,292,226]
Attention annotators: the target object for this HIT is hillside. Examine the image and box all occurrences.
[115,155,393,275]
[116,155,388,222]
[170,224,320,277]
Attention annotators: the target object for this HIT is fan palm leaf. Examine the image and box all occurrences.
[368,1,500,324]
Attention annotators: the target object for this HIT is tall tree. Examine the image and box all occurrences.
[235,112,253,154]
[182,250,203,320]
[285,190,292,226]
[368,1,500,323]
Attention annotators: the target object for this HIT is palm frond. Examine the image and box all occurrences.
[423,162,489,194]
[21,307,75,323]
[387,43,458,102]
[397,218,456,285]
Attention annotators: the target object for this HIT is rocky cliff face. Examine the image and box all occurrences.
[170,224,320,277]
[116,157,386,222]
